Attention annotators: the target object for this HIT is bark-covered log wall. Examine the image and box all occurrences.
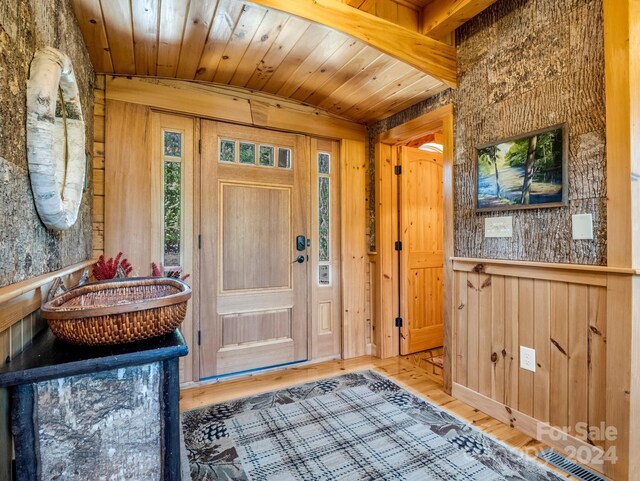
[369,0,606,265]
[0,0,94,288]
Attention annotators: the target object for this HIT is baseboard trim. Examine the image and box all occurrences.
[452,383,606,474]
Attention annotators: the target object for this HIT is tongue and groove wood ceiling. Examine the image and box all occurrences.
[71,0,450,123]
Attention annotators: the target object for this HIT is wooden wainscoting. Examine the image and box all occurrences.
[451,257,635,475]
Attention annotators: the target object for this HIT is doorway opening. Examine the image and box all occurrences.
[373,104,454,393]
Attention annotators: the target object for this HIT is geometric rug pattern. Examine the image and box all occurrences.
[182,370,564,481]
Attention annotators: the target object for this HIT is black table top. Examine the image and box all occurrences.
[0,328,188,387]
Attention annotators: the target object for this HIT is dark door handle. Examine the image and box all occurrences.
[295,255,305,264]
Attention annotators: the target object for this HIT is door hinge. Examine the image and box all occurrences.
[394,165,402,175]
[198,139,202,154]
[198,234,202,249]
[198,330,201,346]
[395,317,403,328]
[394,240,402,251]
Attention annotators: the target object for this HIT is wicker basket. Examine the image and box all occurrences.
[41,277,192,346]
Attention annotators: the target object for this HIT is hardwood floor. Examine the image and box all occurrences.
[180,354,573,479]
[403,346,445,377]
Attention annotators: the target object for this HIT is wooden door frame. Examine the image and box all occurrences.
[373,104,454,393]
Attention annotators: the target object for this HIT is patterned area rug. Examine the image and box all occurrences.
[182,370,563,481]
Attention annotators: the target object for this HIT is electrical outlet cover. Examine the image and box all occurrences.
[520,346,536,372]
[572,213,594,240]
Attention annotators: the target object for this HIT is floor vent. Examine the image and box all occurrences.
[536,449,608,481]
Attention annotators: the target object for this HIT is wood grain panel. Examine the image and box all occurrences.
[99,0,136,74]
[533,280,550,423]
[156,0,189,77]
[217,338,295,374]
[105,101,151,274]
[221,184,290,291]
[374,143,399,359]
[588,285,606,448]
[568,284,588,440]
[244,16,311,90]
[222,310,291,346]
[230,9,292,86]
[399,147,444,354]
[71,0,113,73]
[466,272,479,391]
[341,139,368,358]
[131,0,160,76]
[105,77,366,141]
[71,0,447,123]
[195,0,245,82]
[549,281,569,429]
[248,0,457,87]
[213,5,269,85]
[518,278,534,416]
[176,0,219,79]
[490,275,505,403]
[454,270,468,386]
[478,273,492,398]
[420,0,498,40]
[452,261,610,474]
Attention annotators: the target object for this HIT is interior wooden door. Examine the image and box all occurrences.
[399,146,444,355]
[199,121,309,378]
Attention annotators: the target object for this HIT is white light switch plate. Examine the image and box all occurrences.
[572,214,593,240]
[520,346,536,372]
[485,216,513,238]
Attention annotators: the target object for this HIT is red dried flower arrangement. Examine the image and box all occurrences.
[151,262,190,281]
[93,252,133,280]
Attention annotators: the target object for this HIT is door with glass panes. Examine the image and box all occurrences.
[199,121,309,378]
[151,112,195,382]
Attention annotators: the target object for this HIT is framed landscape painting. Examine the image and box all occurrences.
[476,125,567,212]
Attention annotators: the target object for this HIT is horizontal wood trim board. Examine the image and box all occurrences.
[0,290,42,334]
[105,76,366,141]
[421,0,498,39]
[0,259,96,306]
[452,261,608,286]
[378,104,454,144]
[452,383,606,474]
[451,257,635,275]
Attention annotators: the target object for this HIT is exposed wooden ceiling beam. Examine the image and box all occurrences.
[421,0,498,39]
[247,0,457,88]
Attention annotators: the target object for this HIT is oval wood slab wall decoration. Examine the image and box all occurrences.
[26,46,85,231]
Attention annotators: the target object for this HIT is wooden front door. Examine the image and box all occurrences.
[200,121,309,378]
[399,146,444,355]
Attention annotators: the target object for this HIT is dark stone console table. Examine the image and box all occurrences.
[0,329,188,481]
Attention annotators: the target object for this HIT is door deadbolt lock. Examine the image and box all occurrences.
[296,235,306,251]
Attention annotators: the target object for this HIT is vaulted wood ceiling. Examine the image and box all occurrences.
[71,0,451,123]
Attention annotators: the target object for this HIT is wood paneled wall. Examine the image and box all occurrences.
[93,75,106,258]
[451,258,621,474]
[341,139,369,358]
[104,100,153,274]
